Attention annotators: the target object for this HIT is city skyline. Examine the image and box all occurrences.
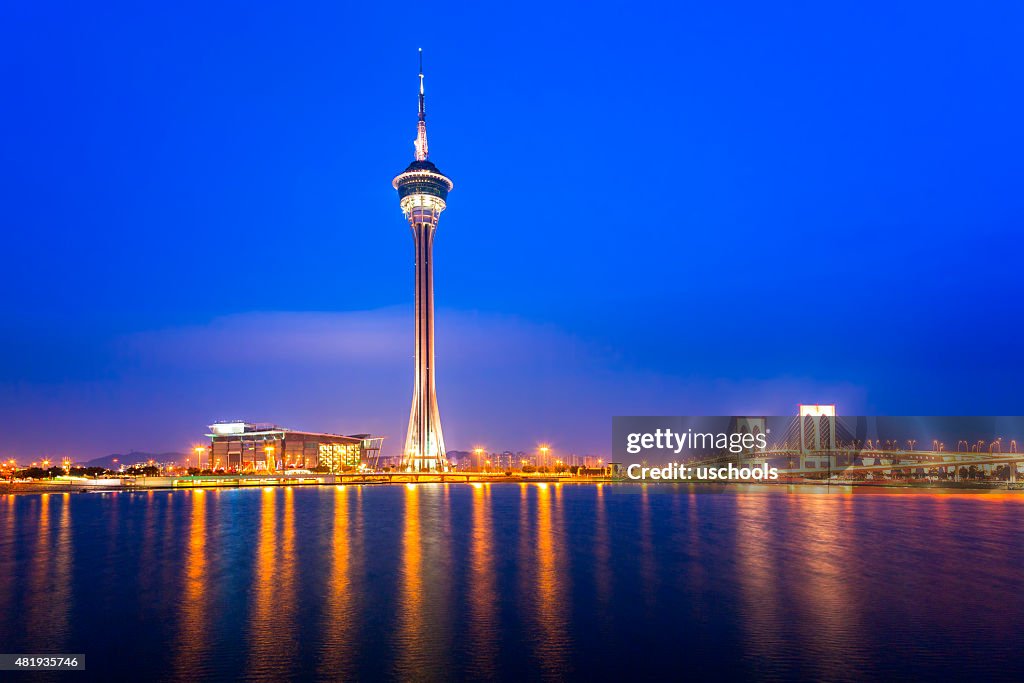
[2,1,1023,459]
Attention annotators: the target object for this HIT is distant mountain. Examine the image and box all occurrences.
[447,450,472,465]
[84,451,186,469]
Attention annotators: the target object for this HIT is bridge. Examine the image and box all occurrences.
[739,447,1024,482]
[703,411,1024,483]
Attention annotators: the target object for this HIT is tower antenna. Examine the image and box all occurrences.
[415,48,428,160]
[418,48,425,120]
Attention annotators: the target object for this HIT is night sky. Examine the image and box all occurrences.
[2,1,1022,460]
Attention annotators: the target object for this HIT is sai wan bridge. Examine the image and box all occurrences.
[704,410,1024,484]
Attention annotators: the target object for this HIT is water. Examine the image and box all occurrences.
[1,484,1022,681]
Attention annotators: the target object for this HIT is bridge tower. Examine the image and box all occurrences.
[798,404,837,470]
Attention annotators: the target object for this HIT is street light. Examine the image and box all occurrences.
[539,446,550,469]
[474,448,484,473]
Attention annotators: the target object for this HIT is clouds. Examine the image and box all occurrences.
[123,309,413,368]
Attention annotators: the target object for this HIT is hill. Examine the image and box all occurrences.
[84,451,186,469]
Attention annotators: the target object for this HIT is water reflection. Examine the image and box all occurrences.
[468,484,498,677]
[161,490,176,592]
[51,494,72,646]
[174,490,209,679]
[280,489,298,661]
[247,488,298,679]
[791,495,862,678]
[139,491,158,601]
[428,484,454,663]
[735,494,785,666]
[638,485,656,609]
[593,484,611,607]
[395,484,424,679]
[248,488,277,679]
[27,494,51,641]
[684,490,707,624]
[517,483,531,611]
[393,485,454,676]
[534,483,569,678]
[319,486,358,679]
[0,496,14,637]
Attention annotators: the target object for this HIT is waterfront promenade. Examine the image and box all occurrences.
[0,471,582,493]
[3,474,1023,494]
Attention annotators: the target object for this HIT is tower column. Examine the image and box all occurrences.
[404,217,446,471]
[403,215,446,471]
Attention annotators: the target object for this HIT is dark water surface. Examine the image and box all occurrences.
[1,484,1022,681]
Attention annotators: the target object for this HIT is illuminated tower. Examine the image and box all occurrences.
[393,49,453,472]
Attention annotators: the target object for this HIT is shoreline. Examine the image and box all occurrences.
[2,477,1022,496]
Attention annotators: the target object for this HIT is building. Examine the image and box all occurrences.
[206,421,382,473]
[392,49,453,473]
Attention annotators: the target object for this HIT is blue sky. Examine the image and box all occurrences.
[2,1,1022,459]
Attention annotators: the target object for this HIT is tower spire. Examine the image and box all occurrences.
[418,48,425,120]
[415,48,429,161]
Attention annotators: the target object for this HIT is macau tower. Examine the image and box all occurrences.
[392,50,453,472]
